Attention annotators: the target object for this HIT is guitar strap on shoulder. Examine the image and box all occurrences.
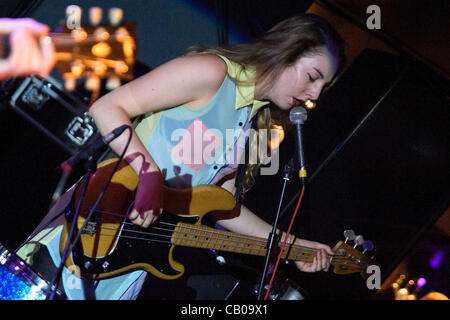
[233,160,246,207]
[233,118,256,208]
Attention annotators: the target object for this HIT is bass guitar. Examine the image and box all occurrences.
[60,158,377,281]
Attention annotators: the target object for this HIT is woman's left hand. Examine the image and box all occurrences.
[294,238,334,272]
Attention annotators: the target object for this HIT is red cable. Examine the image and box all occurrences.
[264,184,305,300]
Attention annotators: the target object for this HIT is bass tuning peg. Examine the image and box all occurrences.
[106,76,121,90]
[85,74,101,91]
[89,7,103,26]
[63,73,77,92]
[362,240,374,254]
[109,8,123,26]
[343,229,355,243]
[353,235,365,248]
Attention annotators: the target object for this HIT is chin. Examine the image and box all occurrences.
[270,97,291,110]
[279,103,292,110]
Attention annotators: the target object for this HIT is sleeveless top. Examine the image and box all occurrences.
[134,54,269,187]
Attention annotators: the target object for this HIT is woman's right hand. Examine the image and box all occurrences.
[128,168,164,228]
[125,153,164,228]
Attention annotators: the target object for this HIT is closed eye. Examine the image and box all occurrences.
[313,67,324,80]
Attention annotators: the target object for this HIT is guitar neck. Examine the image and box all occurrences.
[0,32,88,64]
[0,33,62,59]
[171,222,321,263]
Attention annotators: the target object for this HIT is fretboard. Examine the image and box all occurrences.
[172,222,320,263]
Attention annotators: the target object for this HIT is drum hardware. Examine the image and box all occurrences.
[0,242,65,300]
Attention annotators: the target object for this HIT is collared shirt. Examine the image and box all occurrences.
[219,54,270,119]
[134,54,270,189]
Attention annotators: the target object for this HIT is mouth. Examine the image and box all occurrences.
[292,97,305,107]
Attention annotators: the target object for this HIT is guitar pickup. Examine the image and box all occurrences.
[82,221,97,235]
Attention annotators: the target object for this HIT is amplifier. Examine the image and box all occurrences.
[9,75,97,155]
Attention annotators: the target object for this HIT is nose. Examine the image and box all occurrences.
[305,82,325,101]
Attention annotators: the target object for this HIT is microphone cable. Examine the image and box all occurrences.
[263,184,306,300]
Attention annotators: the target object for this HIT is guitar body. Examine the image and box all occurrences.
[66,211,201,280]
[60,158,236,280]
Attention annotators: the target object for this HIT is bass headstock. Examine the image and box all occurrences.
[54,5,136,92]
[331,230,378,279]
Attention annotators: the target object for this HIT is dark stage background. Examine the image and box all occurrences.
[0,0,448,300]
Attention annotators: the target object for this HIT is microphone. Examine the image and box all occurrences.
[289,107,308,185]
[60,124,128,173]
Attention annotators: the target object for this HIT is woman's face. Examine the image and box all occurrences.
[259,51,336,110]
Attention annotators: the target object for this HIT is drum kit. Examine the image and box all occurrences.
[0,242,64,300]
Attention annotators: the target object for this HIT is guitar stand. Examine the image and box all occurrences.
[256,160,294,300]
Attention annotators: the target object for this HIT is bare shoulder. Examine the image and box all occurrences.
[90,54,228,117]
[150,54,228,110]
[165,54,228,90]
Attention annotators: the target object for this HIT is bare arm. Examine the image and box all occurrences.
[89,54,227,226]
[89,54,227,173]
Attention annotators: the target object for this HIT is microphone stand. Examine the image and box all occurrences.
[47,155,97,300]
[257,161,293,300]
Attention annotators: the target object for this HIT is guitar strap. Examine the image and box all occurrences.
[233,118,256,207]
[233,159,246,207]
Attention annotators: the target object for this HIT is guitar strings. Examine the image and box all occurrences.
[83,210,364,269]
[49,33,134,44]
[89,208,363,266]
[93,228,363,269]
[89,229,363,270]
[92,207,318,253]
[93,207,281,246]
[49,33,129,39]
[90,208,325,256]
[54,52,132,67]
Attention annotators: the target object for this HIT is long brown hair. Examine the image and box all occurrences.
[187,14,346,197]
